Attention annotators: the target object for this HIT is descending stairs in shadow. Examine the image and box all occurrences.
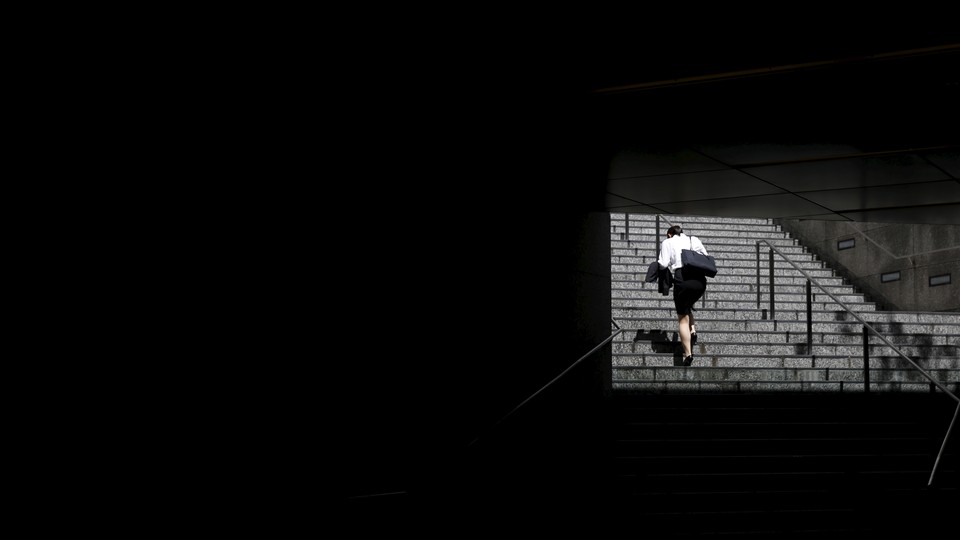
[605,391,958,536]
[350,390,959,536]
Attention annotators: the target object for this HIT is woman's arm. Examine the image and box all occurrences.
[692,236,708,256]
[658,239,671,269]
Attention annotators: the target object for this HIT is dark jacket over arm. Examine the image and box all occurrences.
[645,261,673,295]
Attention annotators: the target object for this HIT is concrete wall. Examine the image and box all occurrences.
[778,219,960,312]
[333,81,616,501]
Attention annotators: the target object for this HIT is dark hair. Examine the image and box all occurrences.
[667,225,683,237]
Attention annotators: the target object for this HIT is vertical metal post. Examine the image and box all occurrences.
[756,242,761,310]
[863,325,871,393]
[655,215,660,257]
[769,248,775,320]
[625,213,630,247]
[806,279,813,350]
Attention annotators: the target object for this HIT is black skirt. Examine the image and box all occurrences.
[673,268,706,316]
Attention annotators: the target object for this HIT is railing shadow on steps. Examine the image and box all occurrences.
[647,213,959,486]
[755,234,960,487]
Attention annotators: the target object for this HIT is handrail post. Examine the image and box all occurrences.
[625,213,630,247]
[769,248,775,320]
[863,325,870,393]
[806,279,813,351]
[655,214,660,257]
[756,242,761,310]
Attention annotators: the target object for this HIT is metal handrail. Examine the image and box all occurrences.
[651,214,675,256]
[757,238,959,485]
[467,319,626,448]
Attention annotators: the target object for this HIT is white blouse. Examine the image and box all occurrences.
[658,233,709,272]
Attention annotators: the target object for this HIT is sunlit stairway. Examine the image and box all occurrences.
[610,213,960,393]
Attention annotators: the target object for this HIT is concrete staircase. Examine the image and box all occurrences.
[607,214,958,535]
[611,213,960,394]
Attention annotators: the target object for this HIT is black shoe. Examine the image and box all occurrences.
[683,355,695,367]
[691,332,698,345]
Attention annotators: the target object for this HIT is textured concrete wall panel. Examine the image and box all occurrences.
[780,219,960,311]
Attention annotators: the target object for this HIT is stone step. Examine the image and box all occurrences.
[612,273,843,286]
[612,213,773,226]
[657,214,774,226]
[614,270,837,282]
[615,317,960,335]
[614,290,867,303]
[617,232,797,242]
[617,329,960,346]
[711,292,865,304]
[615,307,960,323]
[613,299,875,312]
[612,225,784,235]
[613,265,836,277]
[624,284,856,307]
[610,220,780,232]
[611,380,943,393]
[613,281,858,294]
[612,240,800,251]
[857,311,960,324]
[613,273,845,284]
[613,254,821,265]
[705,283,856,294]
[614,251,812,265]
[612,245,811,256]
[613,307,879,320]
[617,287,855,298]
[613,351,960,367]
[613,260,824,271]
[612,364,959,384]
[614,340,959,358]
[612,240,800,250]
[615,239,800,250]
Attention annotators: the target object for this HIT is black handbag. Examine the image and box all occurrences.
[681,236,718,277]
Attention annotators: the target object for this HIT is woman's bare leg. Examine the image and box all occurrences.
[678,314,692,358]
